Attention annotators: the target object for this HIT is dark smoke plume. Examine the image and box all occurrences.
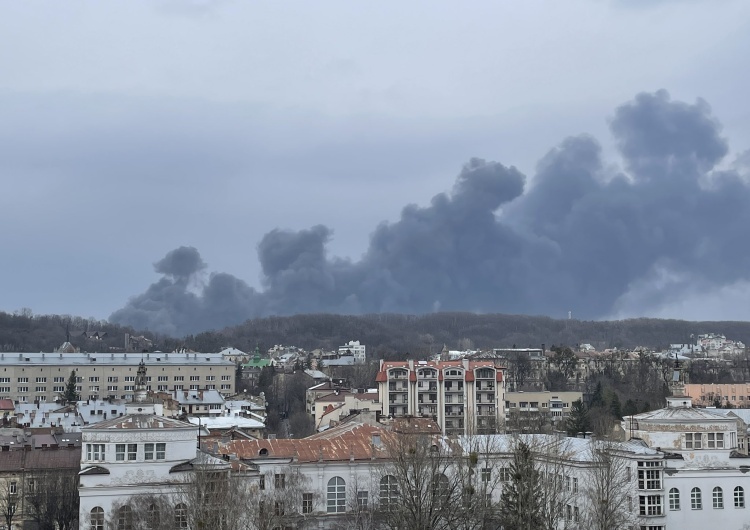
[110,90,750,336]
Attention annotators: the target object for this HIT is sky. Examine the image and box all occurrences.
[2,1,750,336]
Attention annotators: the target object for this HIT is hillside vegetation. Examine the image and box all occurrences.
[2,310,749,357]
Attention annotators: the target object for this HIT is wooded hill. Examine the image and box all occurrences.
[2,310,750,357]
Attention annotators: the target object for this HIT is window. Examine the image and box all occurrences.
[0,387,10,393]
[90,507,104,530]
[107,385,118,392]
[117,505,132,530]
[53,376,65,383]
[638,461,662,490]
[499,467,512,482]
[9,481,16,494]
[116,444,126,461]
[173,376,184,382]
[380,475,398,510]
[274,501,284,516]
[156,443,165,460]
[572,477,578,493]
[481,468,491,482]
[128,443,137,460]
[669,488,680,510]
[221,375,231,381]
[35,386,46,393]
[144,443,154,460]
[327,476,346,513]
[87,444,105,461]
[108,376,119,383]
[357,490,369,509]
[708,433,725,449]
[17,377,28,383]
[89,377,99,382]
[639,495,662,516]
[206,375,216,381]
[713,487,724,509]
[125,376,135,382]
[275,473,286,489]
[565,475,571,492]
[691,487,702,510]
[302,493,314,514]
[573,506,579,522]
[190,375,200,381]
[35,377,46,383]
[157,376,168,382]
[735,486,745,508]
[147,504,160,529]
[221,384,231,390]
[53,386,64,392]
[18,387,28,393]
[27,479,35,494]
[174,503,187,528]
[685,433,702,449]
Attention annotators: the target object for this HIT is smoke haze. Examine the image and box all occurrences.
[110,91,750,336]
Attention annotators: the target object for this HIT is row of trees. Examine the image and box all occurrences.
[100,434,636,530]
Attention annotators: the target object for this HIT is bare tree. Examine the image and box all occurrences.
[25,469,79,530]
[334,472,380,530]
[376,432,464,530]
[582,440,636,530]
[530,436,579,530]
[244,467,315,530]
[0,478,18,530]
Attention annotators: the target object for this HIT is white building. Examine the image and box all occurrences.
[624,394,750,530]
[78,414,228,528]
[338,340,366,364]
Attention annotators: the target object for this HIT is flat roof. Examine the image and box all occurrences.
[0,352,233,367]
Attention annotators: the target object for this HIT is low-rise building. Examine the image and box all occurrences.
[504,390,583,432]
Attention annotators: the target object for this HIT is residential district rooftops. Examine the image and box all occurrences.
[0,351,233,366]
[82,414,194,431]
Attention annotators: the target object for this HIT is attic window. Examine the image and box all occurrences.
[259,448,269,456]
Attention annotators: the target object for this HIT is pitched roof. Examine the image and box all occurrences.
[82,414,194,431]
[216,423,392,463]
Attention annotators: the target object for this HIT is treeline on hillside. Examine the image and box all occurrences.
[184,313,750,358]
[4,310,750,356]
[0,311,167,353]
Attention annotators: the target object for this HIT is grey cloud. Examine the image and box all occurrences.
[110,90,750,336]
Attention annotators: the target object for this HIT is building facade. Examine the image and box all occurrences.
[376,359,505,435]
[0,352,235,404]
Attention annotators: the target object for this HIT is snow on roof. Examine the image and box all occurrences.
[189,415,265,430]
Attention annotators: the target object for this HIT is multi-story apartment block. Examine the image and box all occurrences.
[0,352,235,404]
[504,390,583,432]
[338,340,366,364]
[376,359,505,435]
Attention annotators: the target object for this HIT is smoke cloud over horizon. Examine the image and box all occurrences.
[109,90,750,337]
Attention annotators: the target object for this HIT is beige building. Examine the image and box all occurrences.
[0,352,235,404]
[683,383,750,407]
[504,390,583,432]
[376,359,505,436]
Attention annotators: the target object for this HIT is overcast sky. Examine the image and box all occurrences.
[2,1,750,334]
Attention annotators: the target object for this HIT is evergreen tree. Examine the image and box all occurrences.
[590,382,605,408]
[500,441,543,530]
[63,371,79,403]
[610,393,623,420]
[566,399,591,436]
[622,399,638,417]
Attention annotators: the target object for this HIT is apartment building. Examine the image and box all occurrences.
[0,352,235,404]
[504,390,583,432]
[376,359,505,435]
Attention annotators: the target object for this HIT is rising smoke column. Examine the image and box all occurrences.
[110,90,750,336]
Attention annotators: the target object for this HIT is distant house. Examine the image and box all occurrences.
[240,350,272,388]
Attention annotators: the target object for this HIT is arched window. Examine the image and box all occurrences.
[327,477,346,513]
[691,487,702,510]
[174,503,188,528]
[90,507,104,530]
[735,486,745,508]
[432,473,450,501]
[713,487,724,509]
[669,488,680,510]
[380,475,399,510]
[117,505,133,530]
[148,504,160,529]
